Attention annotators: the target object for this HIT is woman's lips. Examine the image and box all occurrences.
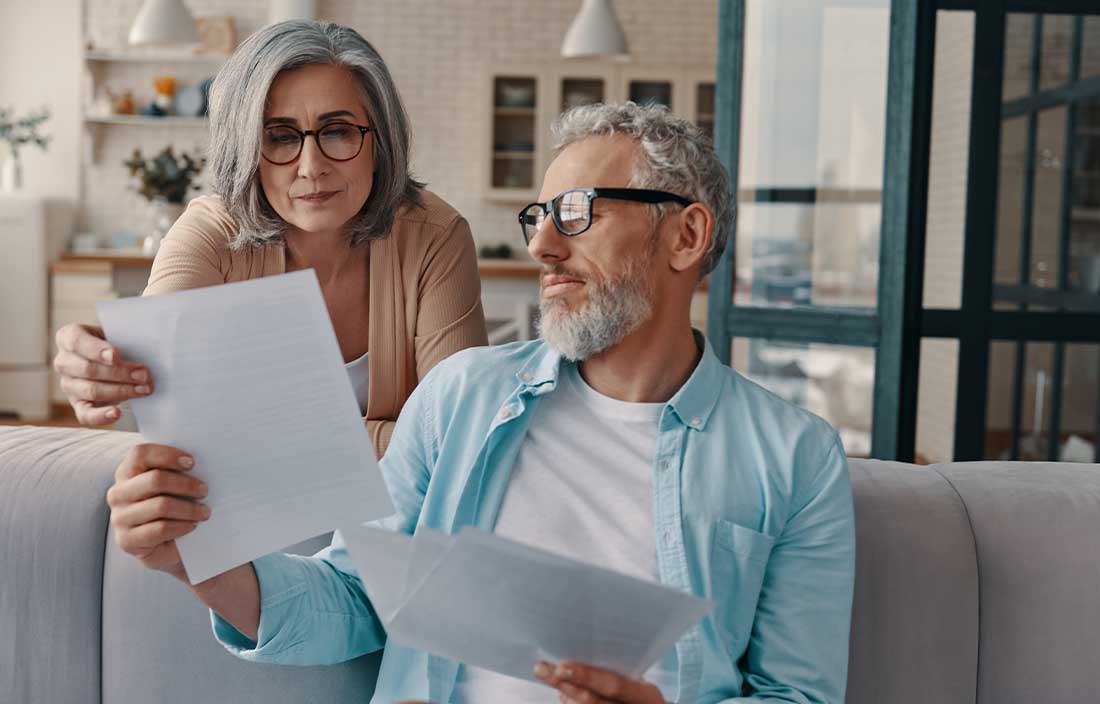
[295,191,339,205]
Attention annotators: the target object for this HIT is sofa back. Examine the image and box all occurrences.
[2,426,1098,704]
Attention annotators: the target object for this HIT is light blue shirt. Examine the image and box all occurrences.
[213,335,856,703]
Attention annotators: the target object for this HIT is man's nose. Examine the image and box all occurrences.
[527,216,569,263]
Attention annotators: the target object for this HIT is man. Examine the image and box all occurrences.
[107,102,855,703]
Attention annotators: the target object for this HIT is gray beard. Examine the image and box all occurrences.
[537,255,655,361]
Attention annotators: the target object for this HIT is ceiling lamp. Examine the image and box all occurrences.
[128,0,199,46]
[561,0,629,60]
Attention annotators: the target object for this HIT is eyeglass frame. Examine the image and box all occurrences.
[260,121,376,165]
[518,187,694,244]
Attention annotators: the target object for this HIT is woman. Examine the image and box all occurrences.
[52,21,487,457]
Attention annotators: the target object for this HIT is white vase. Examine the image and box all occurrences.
[0,157,22,192]
[143,198,185,255]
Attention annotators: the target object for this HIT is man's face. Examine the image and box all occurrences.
[527,135,665,361]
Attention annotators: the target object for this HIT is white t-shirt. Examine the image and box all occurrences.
[452,363,678,703]
[345,350,369,414]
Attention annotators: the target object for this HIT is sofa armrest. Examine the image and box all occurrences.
[0,426,140,704]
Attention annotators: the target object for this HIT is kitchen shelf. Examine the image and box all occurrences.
[84,50,228,64]
[493,151,535,160]
[84,114,208,127]
[494,107,536,116]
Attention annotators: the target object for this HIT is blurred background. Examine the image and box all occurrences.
[1,0,1098,465]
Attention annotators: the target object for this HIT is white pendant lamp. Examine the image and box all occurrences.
[128,0,199,46]
[561,0,629,60]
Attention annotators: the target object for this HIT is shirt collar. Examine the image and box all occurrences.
[515,331,725,430]
[665,330,725,431]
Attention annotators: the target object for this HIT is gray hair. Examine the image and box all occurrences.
[551,102,734,276]
[206,20,423,249]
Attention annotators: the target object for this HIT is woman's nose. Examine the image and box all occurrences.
[296,135,331,179]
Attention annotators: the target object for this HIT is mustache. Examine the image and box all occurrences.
[540,265,587,282]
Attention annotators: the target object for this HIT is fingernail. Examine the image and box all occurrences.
[179,456,194,469]
[106,407,120,420]
[131,369,148,383]
[197,482,208,497]
[533,662,551,678]
[135,385,151,395]
[101,349,115,364]
[200,504,212,519]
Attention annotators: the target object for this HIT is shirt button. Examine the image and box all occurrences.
[662,530,674,547]
[497,404,516,420]
[519,372,533,383]
[690,416,703,428]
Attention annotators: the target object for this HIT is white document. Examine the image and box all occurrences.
[341,525,713,681]
[97,270,394,584]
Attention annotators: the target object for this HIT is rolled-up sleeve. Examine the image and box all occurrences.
[210,367,438,665]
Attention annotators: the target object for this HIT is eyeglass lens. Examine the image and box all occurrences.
[262,123,365,164]
[521,190,593,243]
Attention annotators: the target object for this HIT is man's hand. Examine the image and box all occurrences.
[534,661,667,704]
[107,443,208,583]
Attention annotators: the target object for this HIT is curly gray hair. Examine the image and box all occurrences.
[206,20,423,249]
[551,102,734,276]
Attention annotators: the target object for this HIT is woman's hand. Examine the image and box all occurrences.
[53,323,153,425]
[107,443,209,583]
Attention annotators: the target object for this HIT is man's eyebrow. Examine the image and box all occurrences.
[263,110,359,127]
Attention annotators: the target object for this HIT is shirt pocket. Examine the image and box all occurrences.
[709,518,776,658]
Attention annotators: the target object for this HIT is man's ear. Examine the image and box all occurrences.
[667,203,713,274]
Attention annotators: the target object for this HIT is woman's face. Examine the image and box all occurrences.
[259,63,375,236]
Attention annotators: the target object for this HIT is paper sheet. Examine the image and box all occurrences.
[97,270,394,584]
[341,525,712,681]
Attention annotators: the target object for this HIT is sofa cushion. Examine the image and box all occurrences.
[846,460,979,704]
[936,462,1100,704]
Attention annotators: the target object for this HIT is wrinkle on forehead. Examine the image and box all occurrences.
[540,134,640,200]
[264,64,370,125]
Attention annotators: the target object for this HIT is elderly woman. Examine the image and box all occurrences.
[52,21,487,457]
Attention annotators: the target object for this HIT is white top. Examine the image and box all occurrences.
[452,363,678,703]
[345,350,370,414]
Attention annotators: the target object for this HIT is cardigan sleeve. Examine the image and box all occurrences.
[143,197,235,296]
[412,215,489,376]
[363,215,487,459]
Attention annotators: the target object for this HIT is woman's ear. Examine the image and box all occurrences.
[667,203,713,274]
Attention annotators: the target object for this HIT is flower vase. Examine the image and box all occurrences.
[0,156,23,192]
[143,198,184,255]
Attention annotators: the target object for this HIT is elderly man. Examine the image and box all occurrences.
[108,102,855,703]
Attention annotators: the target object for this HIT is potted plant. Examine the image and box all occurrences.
[0,107,50,192]
[124,146,205,254]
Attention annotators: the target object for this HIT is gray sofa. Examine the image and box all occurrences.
[2,425,1098,704]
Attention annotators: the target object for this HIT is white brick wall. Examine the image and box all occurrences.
[80,0,719,247]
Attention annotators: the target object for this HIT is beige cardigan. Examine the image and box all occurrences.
[143,190,488,457]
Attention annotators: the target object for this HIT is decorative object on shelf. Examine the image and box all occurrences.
[478,243,514,260]
[174,82,207,117]
[0,107,50,193]
[151,75,178,115]
[561,0,628,60]
[129,0,199,47]
[70,232,100,253]
[498,83,535,108]
[113,91,136,115]
[124,146,205,254]
[195,16,237,55]
[269,0,316,24]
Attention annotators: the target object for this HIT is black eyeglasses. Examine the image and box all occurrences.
[261,121,375,165]
[518,188,693,244]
